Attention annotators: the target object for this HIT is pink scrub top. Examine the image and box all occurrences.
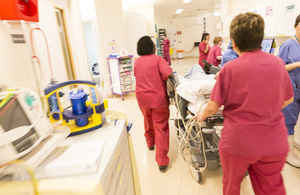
[210,50,294,157]
[163,39,170,52]
[207,45,222,66]
[198,42,210,68]
[134,54,173,108]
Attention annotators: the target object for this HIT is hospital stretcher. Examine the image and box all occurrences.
[167,72,223,183]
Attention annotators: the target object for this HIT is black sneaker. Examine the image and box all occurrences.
[148,146,155,151]
[159,165,168,171]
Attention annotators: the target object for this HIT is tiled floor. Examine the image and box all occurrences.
[108,57,300,195]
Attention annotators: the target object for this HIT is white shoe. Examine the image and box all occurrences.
[286,135,300,168]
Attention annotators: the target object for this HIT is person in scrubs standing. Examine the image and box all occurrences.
[162,34,171,66]
[195,12,294,195]
[278,14,300,168]
[198,33,210,68]
[207,36,223,67]
[134,36,173,171]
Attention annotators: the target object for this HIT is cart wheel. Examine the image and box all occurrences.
[196,171,202,183]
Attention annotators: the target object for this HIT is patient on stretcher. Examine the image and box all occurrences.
[167,64,223,119]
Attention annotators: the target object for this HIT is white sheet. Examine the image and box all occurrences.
[176,75,223,115]
[176,75,216,104]
[187,96,223,115]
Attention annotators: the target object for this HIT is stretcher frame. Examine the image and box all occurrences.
[168,76,223,183]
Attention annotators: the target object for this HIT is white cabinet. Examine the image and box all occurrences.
[0,120,137,195]
[108,56,135,100]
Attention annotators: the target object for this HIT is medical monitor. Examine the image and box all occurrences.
[261,39,274,53]
[0,98,38,153]
[0,89,54,165]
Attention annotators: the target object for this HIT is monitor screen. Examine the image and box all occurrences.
[0,97,38,153]
[194,42,200,47]
[261,39,274,53]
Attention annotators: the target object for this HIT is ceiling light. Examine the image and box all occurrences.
[183,0,192,3]
[175,9,183,14]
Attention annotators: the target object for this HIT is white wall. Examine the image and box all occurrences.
[155,13,221,58]
[0,0,91,96]
[94,0,128,76]
[228,0,274,15]
[36,0,90,83]
[68,0,91,81]
[223,0,300,38]
[0,23,36,90]
[123,11,147,58]
[125,3,156,37]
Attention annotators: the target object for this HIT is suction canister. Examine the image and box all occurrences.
[69,89,88,127]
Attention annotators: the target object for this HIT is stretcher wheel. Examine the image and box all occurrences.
[197,171,202,183]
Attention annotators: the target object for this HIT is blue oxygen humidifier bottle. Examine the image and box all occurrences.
[69,89,88,127]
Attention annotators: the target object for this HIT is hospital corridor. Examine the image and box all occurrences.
[1,0,300,195]
[107,57,300,195]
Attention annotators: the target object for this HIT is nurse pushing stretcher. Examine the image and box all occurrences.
[195,12,294,195]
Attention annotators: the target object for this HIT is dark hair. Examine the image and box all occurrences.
[137,36,155,56]
[213,37,223,45]
[201,33,209,42]
[230,12,264,52]
[294,14,300,27]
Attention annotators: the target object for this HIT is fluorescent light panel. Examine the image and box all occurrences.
[183,0,192,3]
[176,9,183,14]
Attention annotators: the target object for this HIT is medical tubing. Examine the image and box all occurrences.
[174,83,208,171]
[0,160,39,195]
[30,27,54,78]
[0,91,14,109]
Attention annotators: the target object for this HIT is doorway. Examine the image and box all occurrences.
[55,8,76,80]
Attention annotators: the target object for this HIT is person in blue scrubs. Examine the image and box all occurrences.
[278,14,300,168]
[220,40,238,68]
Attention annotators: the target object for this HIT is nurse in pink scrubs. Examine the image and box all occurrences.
[162,34,171,66]
[195,13,294,195]
[207,36,223,66]
[134,36,173,171]
[198,33,210,68]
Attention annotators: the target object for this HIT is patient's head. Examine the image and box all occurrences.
[230,12,264,52]
[137,36,156,56]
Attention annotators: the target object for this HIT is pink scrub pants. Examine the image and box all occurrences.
[219,148,287,195]
[139,106,170,166]
[163,51,171,66]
